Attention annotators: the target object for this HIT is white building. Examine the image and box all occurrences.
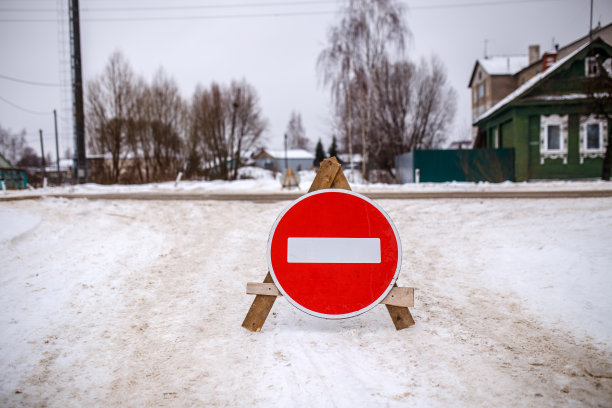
[253,148,315,172]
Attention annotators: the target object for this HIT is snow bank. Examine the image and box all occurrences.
[2,169,612,200]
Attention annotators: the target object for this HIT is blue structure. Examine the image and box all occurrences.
[0,153,28,189]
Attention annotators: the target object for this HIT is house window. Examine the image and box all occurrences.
[587,123,600,149]
[478,83,484,99]
[540,114,568,164]
[547,125,561,150]
[473,88,478,103]
[585,56,600,77]
[579,115,608,163]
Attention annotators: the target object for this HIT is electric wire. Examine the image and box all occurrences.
[0,0,569,22]
[0,73,61,87]
[0,95,51,116]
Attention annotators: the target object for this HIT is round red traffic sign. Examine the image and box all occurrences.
[267,189,402,319]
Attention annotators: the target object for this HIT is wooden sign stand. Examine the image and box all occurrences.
[242,157,416,332]
[282,168,299,190]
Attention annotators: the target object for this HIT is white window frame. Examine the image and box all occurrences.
[579,114,608,164]
[585,56,600,78]
[540,114,568,164]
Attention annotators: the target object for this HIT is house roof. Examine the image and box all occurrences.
[468,55,529,87]
[511,22,612,81]
[0,153,14,169]
[473,41,593,124]
[480,56,529,75]
[257,148,314,160]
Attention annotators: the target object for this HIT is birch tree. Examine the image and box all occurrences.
[318,0,407,180]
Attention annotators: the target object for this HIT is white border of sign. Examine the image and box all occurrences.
[267,189,402,319]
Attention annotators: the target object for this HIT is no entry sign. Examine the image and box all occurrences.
[267,189,402,319]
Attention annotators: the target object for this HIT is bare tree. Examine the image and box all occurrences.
[148,69,186,180]
[86,51,135,183]
[126,77,153,183]
[190,82,226,178]
[286,111,309,149]
[190,80,266,180]
[318,21,355,170]
[0,125,27,165]
[369,58,414,175]
[318,0,407,180]
[355,55,456,178]
[406,56,457,151]
[227,80,267,180]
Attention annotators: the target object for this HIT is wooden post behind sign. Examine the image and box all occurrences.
[282,168,299,190]
[241,156,415,331]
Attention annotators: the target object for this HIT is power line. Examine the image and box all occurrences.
[85,10,335,21]
[90,0,338,12]
[409,0,565,11]
[0,0,569,22]
[0,10,333,23]
[0,1,336,13]
[0,95,51,116]
[0,73,61,87]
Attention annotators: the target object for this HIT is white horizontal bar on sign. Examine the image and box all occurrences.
[287,237,381,263]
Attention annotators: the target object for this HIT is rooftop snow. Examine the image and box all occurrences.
[264,149,314,159]
[475,42,590,123]
[479,55,529,75]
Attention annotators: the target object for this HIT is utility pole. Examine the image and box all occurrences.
[589,0,594,42]
[284,133,289,171]
[69,0,87,183]
[39,129,46,180]
[54,109,61,184]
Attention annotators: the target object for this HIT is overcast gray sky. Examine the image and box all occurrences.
[1,0,611,160]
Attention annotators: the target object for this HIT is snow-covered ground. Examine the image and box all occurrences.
[3,167,612,199]
[1,175,612,406]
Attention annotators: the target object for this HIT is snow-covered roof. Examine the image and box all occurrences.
[475,42,590,124]
[338,153,362,163]
[263,149,314,159]
[479,55,529,76]
[44,158,73,172]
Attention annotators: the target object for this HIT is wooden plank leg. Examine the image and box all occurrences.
[385,305,415,330]
[241,272,277,332]
[385,284,415,330]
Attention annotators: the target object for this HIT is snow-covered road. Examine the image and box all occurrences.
[1,196,611,407]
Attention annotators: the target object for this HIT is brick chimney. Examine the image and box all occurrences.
[529,45,540,65]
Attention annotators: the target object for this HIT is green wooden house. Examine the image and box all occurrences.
[0,152,28,189]
[473,38,612,181]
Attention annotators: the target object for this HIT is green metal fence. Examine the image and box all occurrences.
[0,168,28,189]
[396,148,515,183]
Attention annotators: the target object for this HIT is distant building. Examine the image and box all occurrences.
[468,55,530,123]
[337,153,362,169]
[0,152,27,189]
[448,140,472,150]
[472,38,612,181]
[468,22,612,126]
[253,148,315,172]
